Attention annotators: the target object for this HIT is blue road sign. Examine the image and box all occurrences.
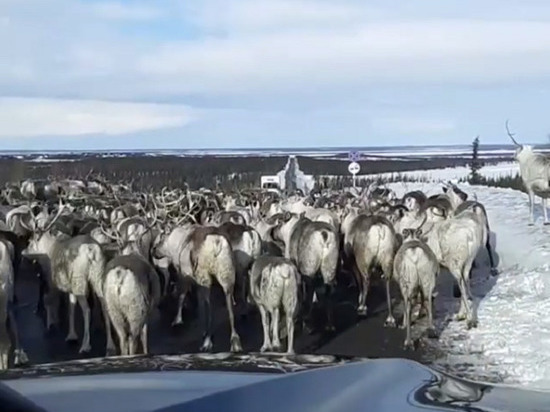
[348,151,361,162]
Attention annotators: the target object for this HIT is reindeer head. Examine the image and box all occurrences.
[402,227,422,242]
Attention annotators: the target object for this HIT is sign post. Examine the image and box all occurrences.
[347,151,361,188]
[348,161,360,187]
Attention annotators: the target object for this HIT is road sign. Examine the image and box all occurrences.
[348,151,361,162]
[348,161,360,175]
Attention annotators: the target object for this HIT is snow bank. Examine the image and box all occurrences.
[354,161,519,182]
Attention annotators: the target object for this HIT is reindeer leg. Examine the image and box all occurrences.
[7,302,28,366]
[352,263,366,316]
[485,235,498,276]
[323,282,335,332]
[65,294,78,342]
[198,286,213,352]
[528,190,535,226]
[271,308,282,352]
[76,295,91,353]
[100,298,116,356]
[259,305,271,352]
[403,295,413,350]
[384,278,396,327]
[286,309,296,355]
[141,324,148,355]
[224,287,242,352]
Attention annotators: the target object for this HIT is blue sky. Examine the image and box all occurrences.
[2,0,550,150]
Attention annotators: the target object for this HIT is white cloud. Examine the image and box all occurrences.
[136,20,550,95]
[2,0,550,147]
[370,115,456,134]
[91,2,165,21]
[0,98,196,137]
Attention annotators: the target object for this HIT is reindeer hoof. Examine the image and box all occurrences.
[230,335,243,353]
[285,349,295,356]
[528,222,535,227]
[357,306,367,317]
[384,316,397,328]
[171,318,184,327]
[14,349,29,366]
[426,328,439,339]
[79,344,91,354]
[403,339,415,351]
[200,336,213,352]
[453,313,466,322]
[467,319,478,329]
[544,222,550,226]
[272,343,283,353]
[65,332,78,342]
[260,344,271,353]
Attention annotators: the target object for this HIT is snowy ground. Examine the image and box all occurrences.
[389,181,550,391]
[362,161,519,182]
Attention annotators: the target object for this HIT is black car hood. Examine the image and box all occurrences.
[1,353,549,412]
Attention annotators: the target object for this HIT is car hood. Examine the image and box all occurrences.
[1,353,550,412]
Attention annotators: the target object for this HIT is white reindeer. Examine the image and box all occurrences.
[249,256,299,354]
[506,120,550,225]
[393,225,439,349]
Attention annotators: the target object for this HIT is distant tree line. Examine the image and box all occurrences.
[0,153,513,190]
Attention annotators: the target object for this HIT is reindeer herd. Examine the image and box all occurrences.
[0,173,499,370]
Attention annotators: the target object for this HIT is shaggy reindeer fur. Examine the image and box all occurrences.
[444,184,498,276]
[421,207,484,329]
[506,121,550,225]
[394,227,439,349]
[347,215,398,325]
[218,222,262,309]
[0,239,27,369]
[103,254,160,356]
[249,256,299,354]
[25,233,110,354]
[153,225,242,352]
[274,213,339,330]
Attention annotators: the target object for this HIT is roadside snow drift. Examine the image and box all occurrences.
[390,182,550,391]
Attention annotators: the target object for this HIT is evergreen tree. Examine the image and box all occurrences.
[469,135,483,184]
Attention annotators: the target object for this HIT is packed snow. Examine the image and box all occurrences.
[389,181,550,391]
[356,161,519,182]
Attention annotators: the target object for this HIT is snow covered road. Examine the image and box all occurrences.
[391,182,550,390]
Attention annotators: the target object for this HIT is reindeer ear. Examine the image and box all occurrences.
[415,228,422,237]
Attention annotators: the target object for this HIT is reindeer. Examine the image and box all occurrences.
[23,202,113,354]
[272,213,339,332]
[442,182,498,276]
[103,254,161,356]
[0,235,28,369]
[393,222,439,349]
[152,225,242,352]
[345,214,399,325]
[249,256,299,354]
[506,119,550,225]
[418,202,485,329]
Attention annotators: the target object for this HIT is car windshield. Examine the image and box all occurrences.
[1,2,550,412]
